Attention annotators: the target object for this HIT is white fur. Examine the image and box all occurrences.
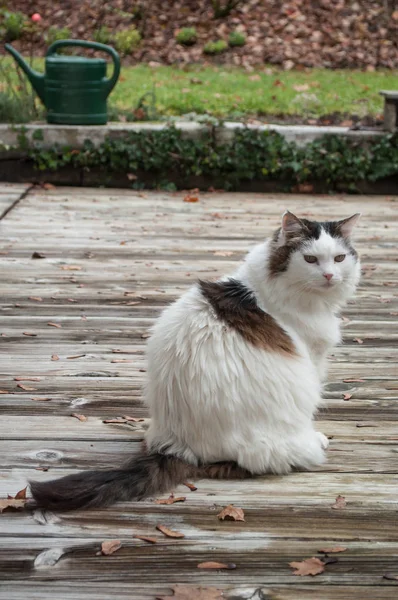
[144,218,360,475]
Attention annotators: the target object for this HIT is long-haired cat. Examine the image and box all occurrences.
[30,211,361,510]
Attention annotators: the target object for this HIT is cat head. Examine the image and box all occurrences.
[269,211,361,295]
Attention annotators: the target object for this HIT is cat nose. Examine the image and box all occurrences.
[323,273,334,281]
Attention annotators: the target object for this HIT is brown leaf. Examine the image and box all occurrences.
[0,498,26,513]
[12,486,27,500]
[134,535,157,544]
[289,557,325,576]
[29,296,43,302]
[67,354,86,359]
[32,252,46,259]
[217,504,245,522]
[51,354,59,361]
[71,413,87,422]
[183,482,197,492]
[141,333,151,339]
[331,495,346,509]
[356,422,378,428]
[197,561,236,570]
[383,573,398,581]
[17,383,37,391]
[101,540,121,555]
[343,393,352,401]
[156,585,223,600]
[102,418,131,424]
[318,547,347,554]
[14,377,41,382]
[60,265,82,271]
[47,322,62,328]
[122,416,145,422]
[31,397,52,402]
[353,338,364,344]
[156,495,186,505]
[42,182,56,190]
[23,332,37,337]
[343,379,365,383]
[183,194,199,203]
[156,524,185,538]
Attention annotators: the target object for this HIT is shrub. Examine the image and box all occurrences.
[0,91,43,123]
[114,26,141,55]
[0,10,26,42]
[228,30,246,47]
[203,40,228,55]
[46,26,72,46]
[175,27,197,46]
[93,26,111,45]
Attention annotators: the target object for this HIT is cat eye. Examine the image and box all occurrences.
[334,254,346,263]
[304,255,317,264]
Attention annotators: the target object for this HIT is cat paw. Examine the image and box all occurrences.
[317,431,330,450]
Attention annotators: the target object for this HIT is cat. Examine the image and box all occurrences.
[29,210,361,510]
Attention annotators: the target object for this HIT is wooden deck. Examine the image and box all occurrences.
[0,184,397,599]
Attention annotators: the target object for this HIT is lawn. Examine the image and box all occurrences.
[1,57,397,122]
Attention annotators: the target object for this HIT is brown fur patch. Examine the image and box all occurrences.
[199,279,296,356]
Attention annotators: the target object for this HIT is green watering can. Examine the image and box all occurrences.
[5,40,121,125]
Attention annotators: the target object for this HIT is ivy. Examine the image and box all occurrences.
[23,126,398,191]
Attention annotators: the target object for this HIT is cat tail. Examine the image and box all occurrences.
[29,451,249,511]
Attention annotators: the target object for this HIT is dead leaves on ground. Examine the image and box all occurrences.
[0,487,27,513]
[197,561,236,570]
[217,504,245,522]
[156,494,186,505]
[100,540,121,556]
[157,585,223,600]
[71,413,87,422]
[156,524,185,539]
[318,546,347,554]
[331,495,347,510]
[134,535,157,544]
[289,557,325,576]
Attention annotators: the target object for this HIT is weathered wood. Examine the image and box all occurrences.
[0,185,397,599]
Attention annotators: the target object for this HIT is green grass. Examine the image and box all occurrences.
[1,57,397,121]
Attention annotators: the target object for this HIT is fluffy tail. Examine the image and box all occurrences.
[29,451,249,511]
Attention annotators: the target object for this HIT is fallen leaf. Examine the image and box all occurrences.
[141,333,151,339]
[289,557,325,576]
[318,547,347,554]
[353,338,364,344]
[183,482,198,491]
[17,383,37,391]
[356,422,378,428]
[103,418,131,424]
[343,379,365,383]
[343,393,352,401]
[71,413,87,422]
[293,84,310,92]
[47,322,62,328]
[31,397,52,402]
[60,265,82,271]
[156,495,186,505]
[51,354,59,361]
[197,561,236,570]
[156,585,223,600]
[331,495,346,509]
[383,573,398,581]
[100,540,121,555]
[42,182,56,190]
[29,296,43,302]
[217,504,245,522]
[0,498,26,513]
[32,252,46,259]
[0,390,9,394]
[213,251,233,257]
[183,194,199,203]
[67,354,86,359]
[14,377,41,382]
[156,524,185,538]
[23,332,37,337]
[134,535,157,544]
[12,486,27,500]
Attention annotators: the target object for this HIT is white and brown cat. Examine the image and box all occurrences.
[30,211,361,510]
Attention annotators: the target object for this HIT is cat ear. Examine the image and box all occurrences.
[281,211,308,236]
[336,213,361,238]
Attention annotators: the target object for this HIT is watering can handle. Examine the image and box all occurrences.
[46,40,121,97]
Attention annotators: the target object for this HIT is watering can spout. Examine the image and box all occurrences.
[5,44,46,104]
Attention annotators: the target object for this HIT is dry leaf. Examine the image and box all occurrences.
[197,561,236,570]
[343,379,364,383]
[318,547,347,554]
[141,333,151,339]
[17,383,37,391]
[289,557,325,576]
[31,397,52,402]
[343,393,352,401]
[0,498,26,513]
[331,495,346,509]
[217,504,245,522]
[29,296,43,302]
[0,390,9,394]
[156,495,186,505]
[47,322,62,328]
[103,418,131,424]
[353,338,364,344]
[12,486,27,500]
[213,251,233,257]
[356,422,378,428]
[71,413,87,422]
[156,524,185,538]
[23,332,37,337]
[183,194,199,203]
[383,573,398,581]
[183,482,198,491]
[60,265,82,271]
[134,535,157,544]
[101,540,121,555]
[122,416,145,422]
[67,354,86,359]
[51,354,59,361]
[14,377,41,382]
[32,252,46,259]
[42,182,56,190]
[156,585,223,600]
